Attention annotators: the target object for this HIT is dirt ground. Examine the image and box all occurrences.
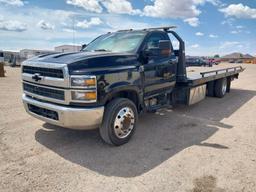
[0,64,255,192]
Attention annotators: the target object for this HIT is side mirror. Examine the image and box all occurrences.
[144,40,171,58]
[159,40,171,50]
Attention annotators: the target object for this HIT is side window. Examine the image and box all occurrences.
[146,33,167,49]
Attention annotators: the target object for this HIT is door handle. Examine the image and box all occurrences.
[163,72,171,79]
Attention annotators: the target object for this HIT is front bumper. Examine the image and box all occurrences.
[22,94,104,130]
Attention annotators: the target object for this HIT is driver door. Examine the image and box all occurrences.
[142,32,177,98]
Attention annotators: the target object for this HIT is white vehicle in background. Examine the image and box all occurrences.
[0,51,4,63]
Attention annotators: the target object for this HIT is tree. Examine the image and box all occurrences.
[214,54,220,58]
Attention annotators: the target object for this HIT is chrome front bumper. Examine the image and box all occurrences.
[22,94,104,130]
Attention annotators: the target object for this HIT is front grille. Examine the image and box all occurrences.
[23,66,64,78]
[23,83,65,100]
[28,104,59,120]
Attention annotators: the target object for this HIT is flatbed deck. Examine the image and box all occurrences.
[186,64,244,86]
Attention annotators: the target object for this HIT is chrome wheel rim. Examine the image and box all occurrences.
[114,107,135,139]
[222,80,227,95]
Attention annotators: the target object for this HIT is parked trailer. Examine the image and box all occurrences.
[21,26,244,145]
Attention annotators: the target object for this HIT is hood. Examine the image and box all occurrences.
[26,51,139,75]
[27,51,126,64]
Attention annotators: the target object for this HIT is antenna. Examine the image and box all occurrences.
[72,15,75,52]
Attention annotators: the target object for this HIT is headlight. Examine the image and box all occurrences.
[70,76,96,88]
[71,91,97,102]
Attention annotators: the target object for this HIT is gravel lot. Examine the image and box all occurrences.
[0,64,256,192]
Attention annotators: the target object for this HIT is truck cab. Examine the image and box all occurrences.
[21,27,243,146]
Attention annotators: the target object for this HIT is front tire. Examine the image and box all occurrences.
[99,98,138,146]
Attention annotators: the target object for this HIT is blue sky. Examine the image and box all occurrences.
[0,0,255,56]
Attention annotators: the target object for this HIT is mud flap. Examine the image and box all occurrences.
[188,84,206,105]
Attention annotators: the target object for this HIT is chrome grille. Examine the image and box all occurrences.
[23,66,64,78]
[23,83,65,100]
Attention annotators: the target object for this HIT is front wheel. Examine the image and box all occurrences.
[99,98,138,146]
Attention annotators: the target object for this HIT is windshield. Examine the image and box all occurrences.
[83,32,146,53]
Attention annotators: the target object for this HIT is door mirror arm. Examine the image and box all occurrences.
[139,50,150,64]
[81,44,87,51]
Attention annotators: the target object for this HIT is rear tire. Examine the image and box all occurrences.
[214,78,227,98]
[99,98,138,146]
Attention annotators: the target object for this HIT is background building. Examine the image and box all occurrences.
[222,53,255,64]
[54,45,81,53]
[20,49,56,59]
[2,51,21,66]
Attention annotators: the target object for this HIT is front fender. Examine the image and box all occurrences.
[102,84,142,105]
[96,66,142,106]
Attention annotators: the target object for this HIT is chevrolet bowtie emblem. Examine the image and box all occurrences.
[32,73,42,82]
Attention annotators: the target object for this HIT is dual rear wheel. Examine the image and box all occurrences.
[214,77,228,98]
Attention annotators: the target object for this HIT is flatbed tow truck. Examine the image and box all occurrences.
[21,26,244,145]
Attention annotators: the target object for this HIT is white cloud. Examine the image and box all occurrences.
[195,32,204,36]
[65,0,221,19]
[142,0,222,19]
[236,25,244,29]
[187,40,255,56]
[219,41,240,49]
[172,40,180,49]
[230,30,239,34]
[209,34,218,38]
[105,15,151,30]
[76,17,102,29]
[194,0,222,6]
[220,3,256,19]
[0,0,24,6]
[37,20,55,30]
[143,0,201,18]
[0,7,100,50]
[102,0,141,15]
[66,0,140,15]
[191,44,199,48]
[63,28,76,33]
[206,0,221,6]
[184,17,200,27]
[66,0,102,13]
[0,20,27,32]
[221,18,235,26]
[0,5,154,51]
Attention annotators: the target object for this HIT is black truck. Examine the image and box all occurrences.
[21,26,244,146]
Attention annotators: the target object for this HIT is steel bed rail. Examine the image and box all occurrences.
[200,66,244,77]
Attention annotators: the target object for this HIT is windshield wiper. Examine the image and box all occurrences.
[94,49,111,52]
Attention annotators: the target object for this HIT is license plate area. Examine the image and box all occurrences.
[28,104,59,120]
